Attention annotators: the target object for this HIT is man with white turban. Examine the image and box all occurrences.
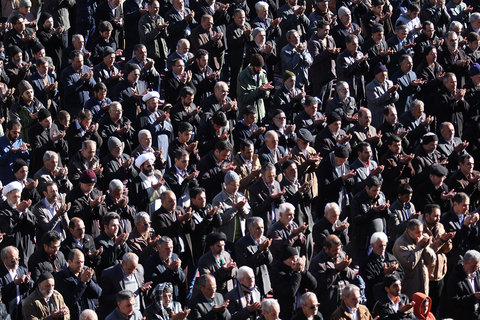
[129,152,169,214]
[0,181,36,264]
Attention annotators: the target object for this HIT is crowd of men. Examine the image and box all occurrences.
[0,0,480,318]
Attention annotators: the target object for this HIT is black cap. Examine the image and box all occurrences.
[327,112,342,125]
[37,108,51,122]
[102,46,115,57]
[422,133,438,145]
[13,158,27,173]
[282,159,296,172]
[280,246,298,261]
[334,145,349,158]
[206,232,227,247]
[37,272,54,285]
[125,63,141,75]
[429,164,448,177]
[297,128,314,143]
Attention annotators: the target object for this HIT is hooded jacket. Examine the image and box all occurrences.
[412,292,435,320]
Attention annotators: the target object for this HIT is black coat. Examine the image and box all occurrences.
[270,259,317,320]
[66,186,107,238]
[248,179,284,231]
[444,263,480,320]
[27,247,67,283]
[60,233,100,269]
[188,292,231,320]
[0,200,36,265]
[234,234,273,297]
[53,266,102,320]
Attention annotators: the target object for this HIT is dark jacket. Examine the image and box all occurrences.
[53,266,102,320]
[27,247,67,283]
[0,263,33,320]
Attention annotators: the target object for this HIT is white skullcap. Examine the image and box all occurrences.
[338,6,351,19]
[2,181,23,197]
[135,152,156,168]
[142,91,160,102]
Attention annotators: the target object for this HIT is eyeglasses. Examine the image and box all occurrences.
[308,304,320,310]
[143,222,151,226]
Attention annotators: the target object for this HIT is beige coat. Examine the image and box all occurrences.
[393,230,437,298]
[419,216,452,281]
[291,145,320,197]
[330,301,374,320]
[23,288,70,320]
[233,152,261,200]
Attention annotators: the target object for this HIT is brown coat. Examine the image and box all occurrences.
[330,301,373,320]
[189,25,225,71]
[291,145,320,197]
[419,216,452,281]
[23,288,70,320]
[233,152,261,200]
[392,229,436,298]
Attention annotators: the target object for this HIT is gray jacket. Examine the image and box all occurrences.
[213,189,252,243]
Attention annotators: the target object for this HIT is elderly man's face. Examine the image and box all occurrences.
[280,207,295,226]
[239,271,255,289]
[249,221,264,240]
[38,279,55,297]
[225,179,240,195]
[136,217,150,234]
[158,241,174,261]
[139,133,152,148]
[2,249,19,270]
[302,295,319,317]
[344,290,360,310]
[358,110,372,127]
[6,190,21,207]
[284,163,298,182]
[122,260,138,276]
[371,238,387,256]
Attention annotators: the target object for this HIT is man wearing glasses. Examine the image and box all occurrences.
[291,292,323,320]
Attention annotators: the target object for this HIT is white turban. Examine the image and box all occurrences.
[142,91,160,102]
[135,152,156,169]
[2,181,23,197]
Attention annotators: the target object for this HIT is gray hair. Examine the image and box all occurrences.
[279,202,295,215]
[214,81,228,91]
[109,101,122,111]
[470,12,480,23]
[72,34,84,42]
[409,99,424,111]
[300,292,317,306]
[255,1,268,11]
[406,219,423,230]
[247,217,263,230]
[43,150,58,162]
[264,130,278,141]
[464,250,480,264]
[133,211,150,225]
[156,236,173,247]
[108,179,123,192]
[342,284,360,298]
[122,252,139,265]
[449,21,462,31]
[138,129,151,140]
[79,310,98,320]
[324,202,340,215]
[237,265,254,281]
[335,81,349,91]
[262,298,280,313]
[370,231,388,244]
[177,38,190,47]
[0,246,18,259]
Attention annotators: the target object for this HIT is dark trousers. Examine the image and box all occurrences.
[429,278,444,317]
